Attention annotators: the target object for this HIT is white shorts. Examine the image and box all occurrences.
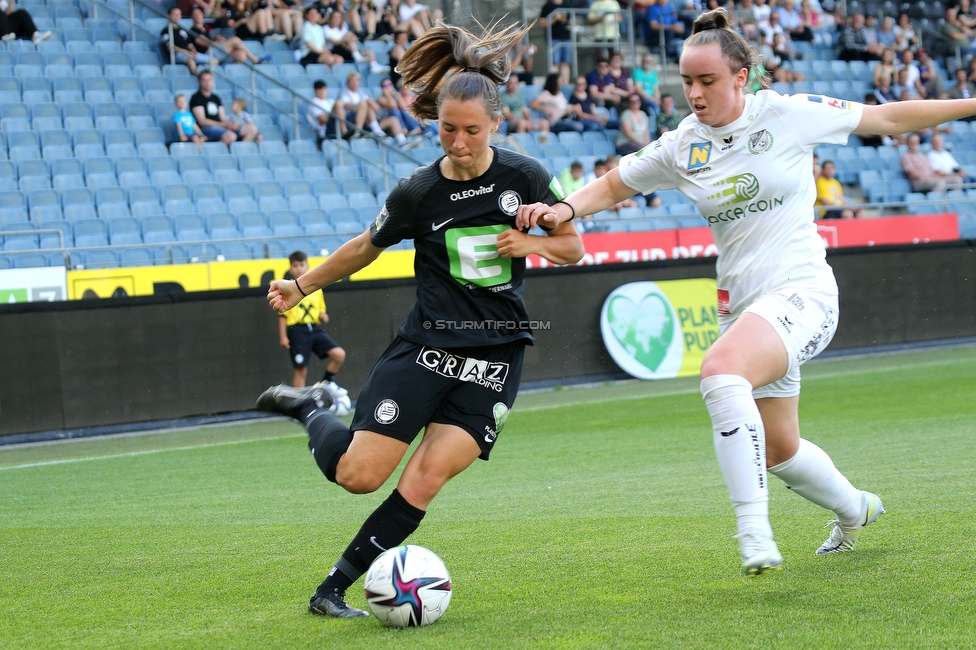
[719,287,839,399]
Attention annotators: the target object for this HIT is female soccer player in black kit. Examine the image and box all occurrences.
[257,22,584,618]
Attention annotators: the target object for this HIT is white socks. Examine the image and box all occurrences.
[701,375,770,537]
[768,438,863,527]
[369,121,385,136]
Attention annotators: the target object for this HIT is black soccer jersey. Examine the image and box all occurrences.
[370,147,565,348]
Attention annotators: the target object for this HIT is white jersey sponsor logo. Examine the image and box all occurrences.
[450,184,495,201]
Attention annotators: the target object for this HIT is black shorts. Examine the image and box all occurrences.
[287,324,339,368]
[350,336,525,460]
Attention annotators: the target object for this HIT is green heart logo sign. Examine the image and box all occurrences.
[600,281,686,380]
[607,294,674,372]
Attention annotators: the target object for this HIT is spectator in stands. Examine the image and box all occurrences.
[632,53,661,114]
[511,42,536,85]
[646,0,684,57]
[339,71,404,142]
[656,93,682,137]
[268,0,303,42]
[872,75,896,104]
[946,68,976,101]
[538,0,572,83]
[396,0,432,39]
[160,7,208,75]
[376,77,423,139]
[299,6,343,66]
[559,160,586,195]
[586,58,627,112]
[529,72,584,133]
[876,15,896,49]
[595,154,643,211]
[222,0,279,42]
[179,0,214,17]
[191,70,259,145]
[798,0,822,32]
[616,94,652,155]
[838,12,881,62]
[760,10,785,47]
[569,75,618,131]
[812,152,822,181]
[501,76,549,134]
[892,12,917,52]
[815,160,861,219]
[862,13,880,50]
[777,0,811,42]
[873,48,897,89]
[732,0,759,40]
[308,80,346,144]
[323,7,389,75]
[893,67,920,101]
[928,132,973,182]
[588,0,622,45]
[916,50,943,99]
[190,6,270,65]
[902,132,964,193]
[958,0,976,29]
[229,98,262,143]
[174,94,207,147]
[607,52,635,105]
[751,0,771,31]
[942,7,976,59]
[0,0,51,43]
[389,30,409,87]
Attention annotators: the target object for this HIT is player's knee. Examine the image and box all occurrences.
[331,347,346,364]
[335,468,384,494]
[700,346,733,379]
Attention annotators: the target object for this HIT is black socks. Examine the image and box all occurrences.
[318,489,426,595]
[304,409,353,483]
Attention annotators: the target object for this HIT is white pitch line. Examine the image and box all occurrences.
[0,433,305,472]
[1,354,969,471]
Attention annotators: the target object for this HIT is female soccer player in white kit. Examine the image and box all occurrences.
[519,8,976,576]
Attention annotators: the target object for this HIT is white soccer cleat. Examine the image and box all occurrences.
[735,530,783,577]
[315,381,352,416]
[816,491,885,554]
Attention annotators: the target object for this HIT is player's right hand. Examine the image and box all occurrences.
[268,279,302,314]
[516,202,561,232]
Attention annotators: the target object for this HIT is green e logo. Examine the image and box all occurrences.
[444,225,512,288]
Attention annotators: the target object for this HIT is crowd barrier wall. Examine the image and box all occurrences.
[1,242,972,437]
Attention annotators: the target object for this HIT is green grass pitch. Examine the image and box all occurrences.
[2,345,975,649]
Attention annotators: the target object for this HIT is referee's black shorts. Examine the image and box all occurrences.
[287,324,339,368]
[350,336,525,460]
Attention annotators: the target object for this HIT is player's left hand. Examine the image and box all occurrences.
[267,280,303,314]
[516,202,560,231]
[496,228,536,258]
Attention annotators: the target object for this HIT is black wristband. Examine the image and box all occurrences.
[294,276,308,297]
[554,200,576,222]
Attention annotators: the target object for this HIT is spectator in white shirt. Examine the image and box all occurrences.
[927,133,972,182]
[307,79,347,143]
[300,7,343,66]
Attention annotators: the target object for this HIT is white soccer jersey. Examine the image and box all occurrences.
[618,90,863,320]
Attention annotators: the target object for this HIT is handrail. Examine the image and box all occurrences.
[89,0,424,183]
[544,7,636,81]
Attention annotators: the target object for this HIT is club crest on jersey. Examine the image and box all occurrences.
[747,130,773,154]
[498,190,521,217]
[687,142,712,170]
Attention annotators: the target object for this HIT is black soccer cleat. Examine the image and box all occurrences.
[308,588,370,619]
[254,384,332,418]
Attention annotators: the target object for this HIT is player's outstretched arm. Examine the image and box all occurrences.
[516,168,639,231]
[856,98,976,135]
[497,220,584,265]
[267,230,383,314]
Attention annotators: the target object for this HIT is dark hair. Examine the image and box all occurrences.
[661,93,673,101]
[289,251,308,263]
[570,160,583,170]
[822,159,834,167]
[593,158,607,168]
[396,21,531,121]
[684,8,767,90]
[314,79,327,90]
[543,72,562,95]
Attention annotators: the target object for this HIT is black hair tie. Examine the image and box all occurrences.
[294,276,308,297]
[700,19,719,30]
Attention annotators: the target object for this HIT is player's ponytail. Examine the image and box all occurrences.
[396,21,530,121]
[684,8,768,90]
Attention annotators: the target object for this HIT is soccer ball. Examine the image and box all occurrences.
[325,383,352,417]
[364,545,452,627]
